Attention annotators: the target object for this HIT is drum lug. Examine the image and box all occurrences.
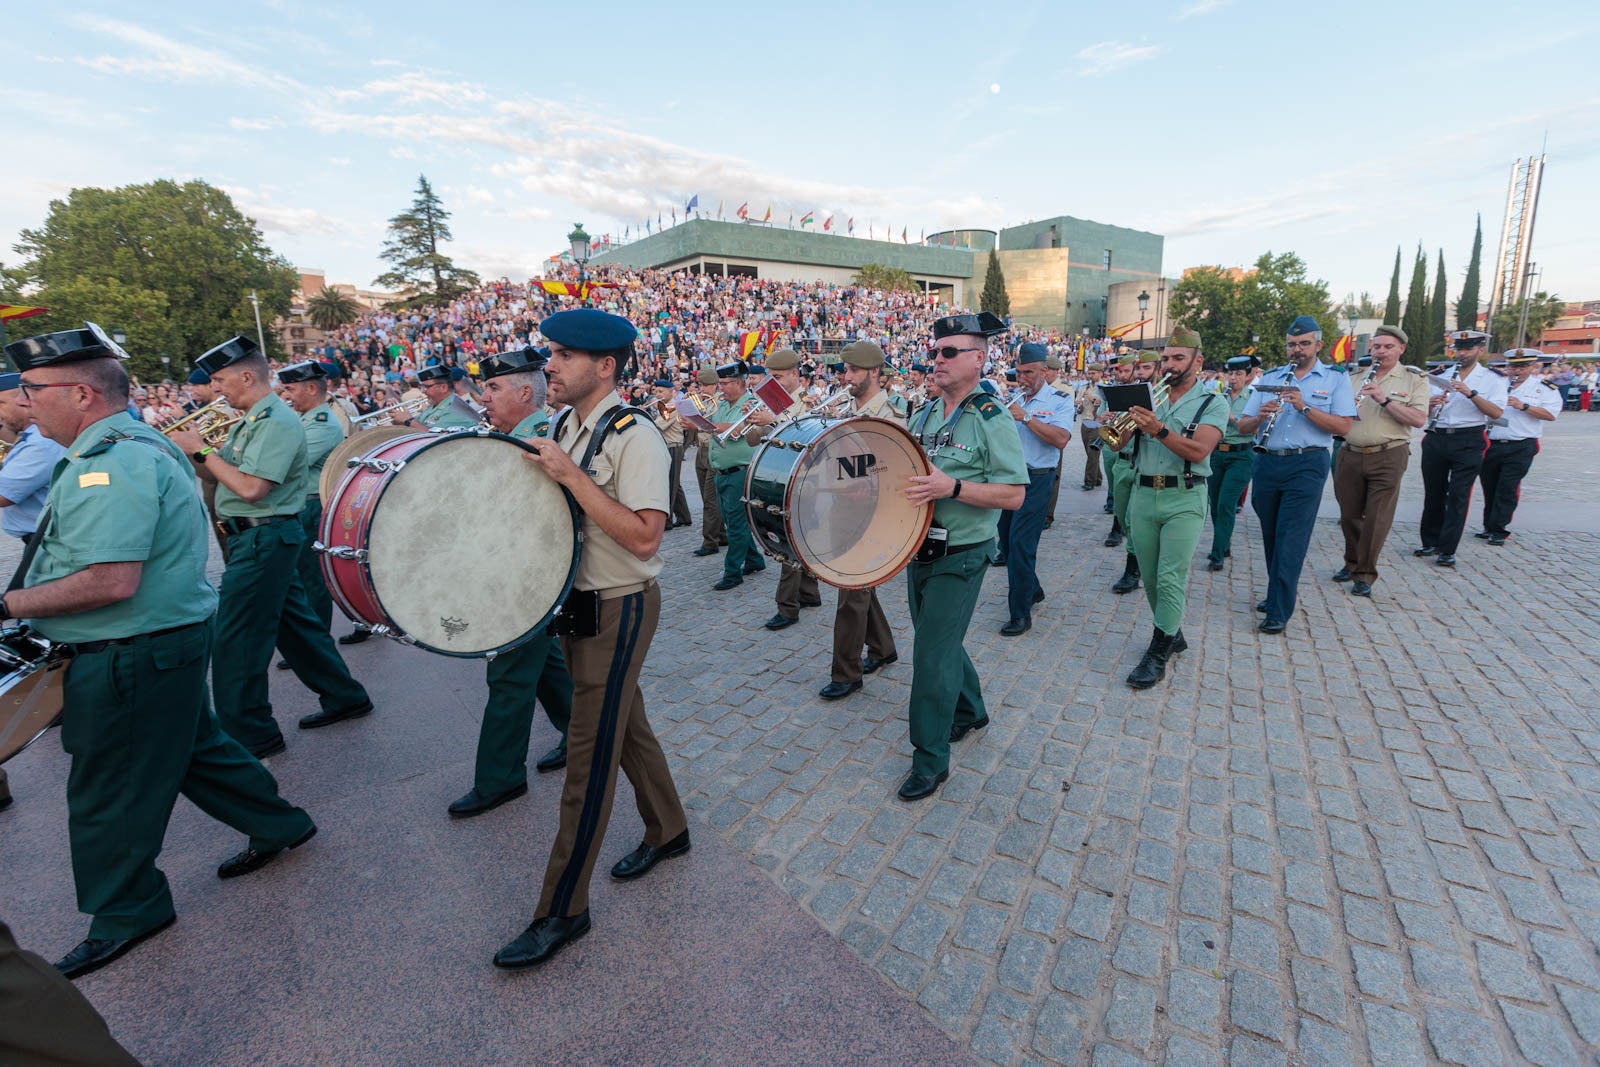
[351,458,406,473]
[369,625,415,646]
[319,545,369,562]
[766,504,785,516]
[788,441,807,451]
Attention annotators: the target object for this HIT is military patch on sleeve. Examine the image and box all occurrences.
[315,411,329,422]
[972,396,1005,419]
[613,413,636,432]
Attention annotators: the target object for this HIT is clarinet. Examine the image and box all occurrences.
[1424,365,1457,432]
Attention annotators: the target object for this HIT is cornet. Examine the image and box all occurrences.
[158,399,243,449]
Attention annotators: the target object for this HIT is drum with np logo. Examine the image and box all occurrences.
[744,415,932,589]
[0,627,70,766]
[318,431,580,657]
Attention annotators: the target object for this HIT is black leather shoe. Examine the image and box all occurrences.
[1351,581,1373,597]
[861,652,897,674]
[711,577,742,590]
[1258,619,1286,635]
[1487,535,1506,546]
[1000,617,1031,636]
[1032,588,1045,605]
[1255,600,1268,613]
[1127,629,1176,690]
[535,744,567,773]
[1042,520,1053,530]
[764,613,799,631]
[449,783,528,818]
[1436,554,1456,567]
[1473,530,1491,539]
[493,911,591,970]
[819,679,863,700]
[1170,630,1189,655]
[743,562,766,575]
[249,736,287,760]
[0,793,12,813]
[693,545,720,557]
[298,700,373,730]
[54,915,175,980]
[989,553,1006,567]
[217,824,317,879]
[1414,546,1438,557]
[276,658,291,670]
[897,770,948,801]
[949,718,989,743]
[1331,568,1353,582]
[338,628,371,645]
[610,829,691,880]
[1207,559,1224,572]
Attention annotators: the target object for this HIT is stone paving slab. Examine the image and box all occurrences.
[3,414,1599,1065]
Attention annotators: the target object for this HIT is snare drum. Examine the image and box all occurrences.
[0,627,70,766]
[744,416,932,589]
[318,431,580,657]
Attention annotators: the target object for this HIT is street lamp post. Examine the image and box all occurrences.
[247,290,268,356]
[568,223,592,305]
[1137,290,1150,350]
[110,327,127,347]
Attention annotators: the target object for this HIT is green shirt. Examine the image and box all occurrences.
[216,392,309,518]
[300,402,346,478]
[510,409,551,441]
[706,393,757,470]
[26,412,218,642]
[1133,384,1227,479]
[911,389,1028,545]
[1221,387,1255,445]
[420,396,478,430]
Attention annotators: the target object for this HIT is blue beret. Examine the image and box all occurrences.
[1286,315,1321,337]
[0,372,20,392]
[910,362,930,374]
[652,378,672,388]
[449,366,467,381]
[540,308,638,352]
[187,367,212,385]
[1017,343,1048,365]
[319,360,342,379]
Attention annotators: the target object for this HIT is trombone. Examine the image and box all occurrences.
[1097,377,1172,451]
[157,398,243,449]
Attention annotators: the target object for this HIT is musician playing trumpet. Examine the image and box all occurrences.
[745,349,820,630]
[650,377,694,530]
[1121,326,1226,688]
[394,364,477,429]
[706,360,767,591]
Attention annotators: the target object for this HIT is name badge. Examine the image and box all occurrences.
[78,472,111,488]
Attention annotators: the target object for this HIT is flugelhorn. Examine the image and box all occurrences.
[807,386,855,417]
[159,398,242,449]
[1097,377,1172,451]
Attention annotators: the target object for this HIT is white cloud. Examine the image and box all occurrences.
[1075,41,1162,76]
[221,185,346,237]
[328,156,352,166]
[335,71,488,105]
[69,15,303,93]
[443,184,495,205]
[1177,0,1229,18]
[389,145,416,160]
[229,117,282,131]
[0,88,107,129]
[35,55,65,63]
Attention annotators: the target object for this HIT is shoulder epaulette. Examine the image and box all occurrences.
[1402,365,1424,376]
[972,396,1005,419]
[314,411,329,422]
[249,407,272,422]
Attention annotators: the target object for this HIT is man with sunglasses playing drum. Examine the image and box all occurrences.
[2,325,315,981]
[898,312,1027,802]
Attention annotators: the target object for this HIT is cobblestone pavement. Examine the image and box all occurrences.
[5,412,1599,1065]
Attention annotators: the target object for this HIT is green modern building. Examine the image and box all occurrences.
[588,214,1163,335]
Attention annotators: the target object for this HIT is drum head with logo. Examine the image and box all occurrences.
[0,632,68,766]
[779,417,931,588]
[363,433,579,656]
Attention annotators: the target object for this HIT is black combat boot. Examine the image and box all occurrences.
[1126,628,1176,689]
[1111,554,1141,594]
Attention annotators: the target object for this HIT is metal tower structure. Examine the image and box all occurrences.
[1486,154,1545,337]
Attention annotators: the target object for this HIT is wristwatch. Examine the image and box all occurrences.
[1020,412,1032,424]
[1156,427,1171,440]
[1468,389,1479,399]
[191,446,214,464]
[951,479,963,499]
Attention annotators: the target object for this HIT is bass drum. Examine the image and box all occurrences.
[320,425,415,505]
[745,416,932,589]
[319,431,580,657]
[0,627,70,766]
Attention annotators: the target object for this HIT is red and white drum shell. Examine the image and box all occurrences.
[318,430,580,658]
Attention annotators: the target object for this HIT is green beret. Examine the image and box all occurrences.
[839,340,886,369]
[1374,324,1408,345]
[1169,325,1202,350]
[1116,352,1137,366]
[766,347,801,371]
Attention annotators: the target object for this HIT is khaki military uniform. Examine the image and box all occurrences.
[653,400,694,527]
[766,398,821,618]
[1334,364,1428,583]
[830,389,903,685]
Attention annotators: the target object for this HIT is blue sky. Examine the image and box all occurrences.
[6,1,1598,307]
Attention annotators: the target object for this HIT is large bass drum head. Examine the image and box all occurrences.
[786,417,931,588]
[321,426,415,505]
[365,434,578,656]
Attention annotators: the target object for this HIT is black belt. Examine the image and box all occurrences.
[219,514,298,537]
[1136,474,1206,489]
[1027,467,1056,476]
[64,620,208,657]
[946,540,991,556]
[1215,442,1252,452]
[1427,425,1487,436]
[1254,446,1329,456]
[713,465,747,476]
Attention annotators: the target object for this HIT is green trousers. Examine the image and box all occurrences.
[61,623,312,940]
[1127,484,1207,635]
[1110,452,1136,529]
[714,470,763,581]
[296,494,333,630]
[474,634,574,794]
[905,540,992,777]
[1206,449,1255,562]
[213,519,369,753]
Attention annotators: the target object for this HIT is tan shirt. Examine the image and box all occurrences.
[653,402,685,448]
[1344,364,1430,448]
[556,390,671,592]
[852,388,905,427]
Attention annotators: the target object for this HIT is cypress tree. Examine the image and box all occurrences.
[979,250,1010,318]
[1457,214,1482,331]
[1399,245,1428,366]
[1429,250,1448,358]
[1383,246,1402,325]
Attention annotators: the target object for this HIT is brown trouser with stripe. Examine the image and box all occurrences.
[537,583,686,919]
[694,444,725,551]
[831,587,897,685]
[1333,442,1410,584]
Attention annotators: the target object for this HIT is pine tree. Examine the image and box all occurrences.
[979,250,1010,318]
[1399,245,1428,367]
[1428,251,1448,358]
[375,175,480,301]
[1457,214,1482,331]
[1383,246,1402,325]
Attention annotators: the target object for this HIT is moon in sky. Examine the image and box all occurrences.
[990,83,1001,93]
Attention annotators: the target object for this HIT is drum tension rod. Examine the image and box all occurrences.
[314,543,369,562]
[352,458,407,473]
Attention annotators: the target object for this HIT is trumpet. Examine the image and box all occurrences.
[353,395,429,428]
[1097,378,1172,452]
[0,438,13,467]
[716,392,771,443]
[808,386,856,417]
[158,399,242,449]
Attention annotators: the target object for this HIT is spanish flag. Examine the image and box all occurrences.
[538,281,613,301]
[1330,334,1353,364]
[0,304,48,323]
[1106,318,1152,340]
[738,331,763,359]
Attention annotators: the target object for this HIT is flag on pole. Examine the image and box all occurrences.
[0,304,48,323]
[822,215,833,231]
[738,331,764,359]
[870,224,875,240]
[685,194,699,216]
[736,202,749,220]
[671,207,677,224]
[847,217,854,235]
[645,219,652,234]
[762,206,772,223]
[901,227,907,243]
[1331,334,1353,364]
[800,211,814,228]
[657,212,662,229]
[1075,340,1087,372]
[1106,318,1153,339]
[716,200,723,219]
[624,225,630,239]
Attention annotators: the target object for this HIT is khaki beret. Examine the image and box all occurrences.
[766,347,801,371]
[1045,355,1064,370]
[1374,324,1408,345]
[1116,352,1138,366]
[840,340,886,369]
[696,366,719,386]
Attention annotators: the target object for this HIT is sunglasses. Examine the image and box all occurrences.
[929,346,982,361]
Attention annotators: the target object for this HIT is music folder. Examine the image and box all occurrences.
[673,397,717,432]
[1101,383,1154,413]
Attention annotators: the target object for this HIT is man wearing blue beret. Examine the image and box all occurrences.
[995,343,1073,636]
[1237,316,1356,633]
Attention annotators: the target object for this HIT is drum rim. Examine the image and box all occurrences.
[0,626,69,766]
[322,429,583,658]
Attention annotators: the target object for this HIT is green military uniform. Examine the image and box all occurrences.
[25,411,312,942]
[905,389,1027,777]
[467,407,575,797]
[1127,384,1227,635]
[707,392,764,584]
[418,395,477,430]
[297,401,345,627]
[1206,385,1256,566]
[211,391,370,755]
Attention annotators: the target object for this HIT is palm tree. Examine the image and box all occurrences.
[305,287,362,331]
